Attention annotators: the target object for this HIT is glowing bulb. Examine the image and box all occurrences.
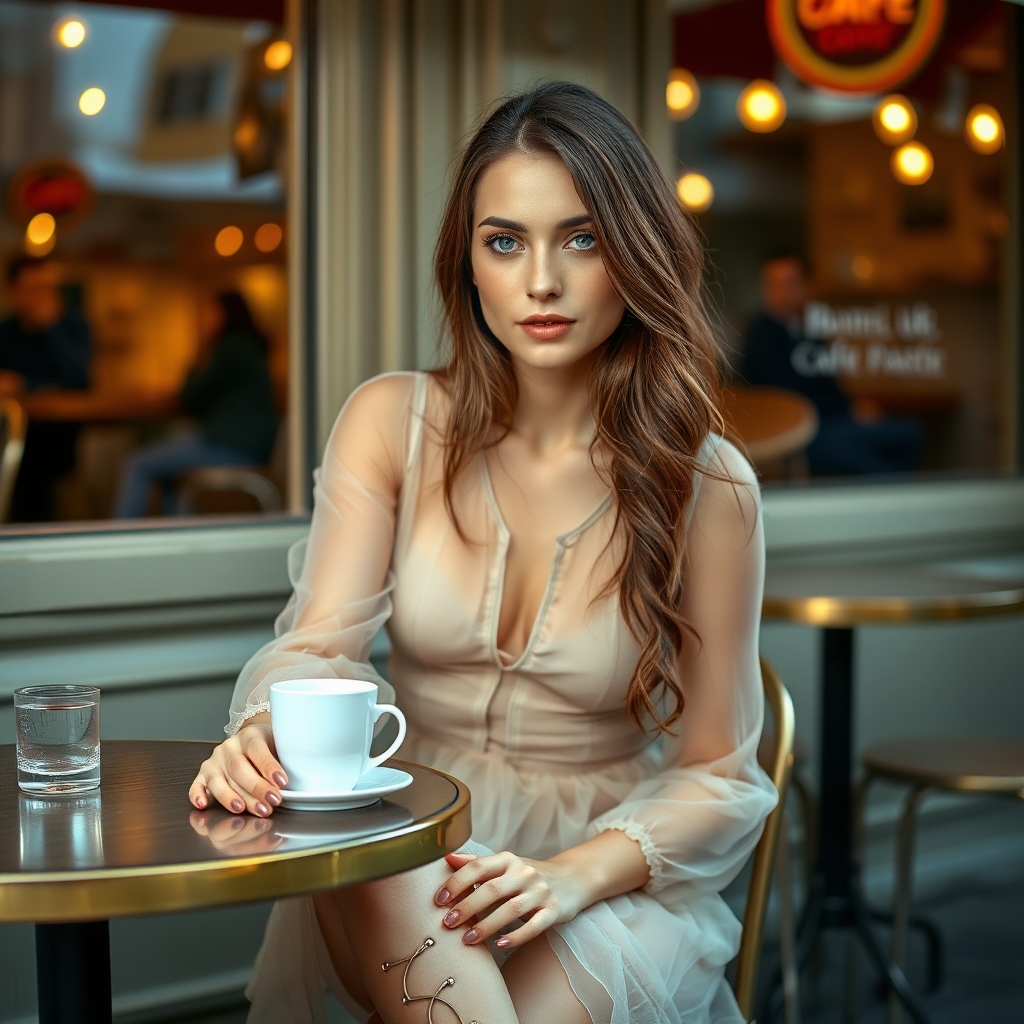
[78,87,105,115]
[892,141,933,185]
[26,213,56,246]
[254,223,283,253]
[737,80,786,133]
[676,173,714,213]
[264,40,293,71]
[851,255,875,282]
[965,104,1004,155]
[872,94,917,145]
[215,226,243,257]
[666,69,700,121]
[57,19,85,48]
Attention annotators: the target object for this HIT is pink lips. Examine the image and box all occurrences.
[517,314,576,340]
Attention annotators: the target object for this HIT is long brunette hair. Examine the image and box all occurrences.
[434,82,725,735]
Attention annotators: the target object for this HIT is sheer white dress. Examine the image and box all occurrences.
[226,371,777,1024]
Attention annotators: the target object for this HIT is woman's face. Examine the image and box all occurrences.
[470,151,625,372]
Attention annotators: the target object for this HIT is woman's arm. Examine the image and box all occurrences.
[435,439,776,948]
[190,374,419,813]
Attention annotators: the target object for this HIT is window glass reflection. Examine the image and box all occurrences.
[0,1,288,524]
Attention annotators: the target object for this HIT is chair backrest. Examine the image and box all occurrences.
[0,398,27,523]
[732,655,796,1021]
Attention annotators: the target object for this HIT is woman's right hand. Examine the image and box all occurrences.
[188,712,287,817]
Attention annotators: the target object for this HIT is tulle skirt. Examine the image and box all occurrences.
[244,733,747,1024]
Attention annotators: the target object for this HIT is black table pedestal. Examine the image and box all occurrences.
[36,921,112,1024]
[764,628,931,1024]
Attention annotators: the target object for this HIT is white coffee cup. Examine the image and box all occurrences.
[269,678,407,793]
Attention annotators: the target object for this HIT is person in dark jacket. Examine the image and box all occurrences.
[114,290,278,517]
[0,255,91,521]
[740,252,923,476]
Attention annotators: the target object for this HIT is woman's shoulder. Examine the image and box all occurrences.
[690,434,761,530]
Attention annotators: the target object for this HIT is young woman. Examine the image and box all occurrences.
[189,82,776,1024]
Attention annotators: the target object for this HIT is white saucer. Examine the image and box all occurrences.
[279,766,414,811]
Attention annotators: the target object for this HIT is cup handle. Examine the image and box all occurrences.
[369,704,407,769]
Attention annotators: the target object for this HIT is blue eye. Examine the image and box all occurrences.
[570,233,596,251]
[488,235,519,254]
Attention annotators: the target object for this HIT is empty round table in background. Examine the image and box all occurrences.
[0,740,471,1024]
[761,562,1024,1024]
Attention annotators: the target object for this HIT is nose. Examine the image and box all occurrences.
[526,245,562,301]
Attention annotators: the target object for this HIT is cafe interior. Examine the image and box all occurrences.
[0,1,1022,1023]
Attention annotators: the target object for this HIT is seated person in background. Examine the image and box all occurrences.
[741,251,923,477]
[114,290,278,517]
[0,255,91,521]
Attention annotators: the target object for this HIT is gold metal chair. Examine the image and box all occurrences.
[0,397,27,523]
[733,656,796,1022]
[860,736,1024,1024]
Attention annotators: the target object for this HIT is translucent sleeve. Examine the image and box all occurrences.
[225,374,416,735]
[587,440,778,894]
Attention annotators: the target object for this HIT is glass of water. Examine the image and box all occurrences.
[14,685,100,794]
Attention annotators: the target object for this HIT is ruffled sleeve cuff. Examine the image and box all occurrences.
[587,818,667,893]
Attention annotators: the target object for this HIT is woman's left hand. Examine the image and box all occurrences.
[434,851,588,951]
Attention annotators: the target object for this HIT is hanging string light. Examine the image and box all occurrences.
[892,141,933,185]
[677,173,714,213]
[666,69,700,121]
[872,95,917,145]
[737,80,786,133]
[965,104,1004,155]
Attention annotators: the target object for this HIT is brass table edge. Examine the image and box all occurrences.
[0,761,471,923]
[762,588,1024,626]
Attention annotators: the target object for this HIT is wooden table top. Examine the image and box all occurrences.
[721,387,819,463]
[19,390,179,422]
[0,740,471,923]
[763,561,1024,626]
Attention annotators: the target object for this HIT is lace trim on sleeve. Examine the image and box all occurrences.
[590,818,666,891]
[227,700,271,736]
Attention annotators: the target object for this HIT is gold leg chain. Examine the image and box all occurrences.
[381,937,479,1024]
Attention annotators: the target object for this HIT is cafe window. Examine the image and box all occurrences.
[0,0,291,526]
[671,0,1019,484]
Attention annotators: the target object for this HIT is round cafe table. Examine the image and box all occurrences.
[761,562,1024,1024]
[0,740,471,1024]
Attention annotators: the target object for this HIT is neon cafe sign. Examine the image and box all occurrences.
[767,0,947,93]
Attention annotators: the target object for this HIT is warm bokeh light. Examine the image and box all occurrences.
[254,223,283,253]
[872,95,917,145]
[57,19,86,48]
[965,104,1004,155]
[26,213,56,246]
[215,226,244,257]
[264,40,293,71]
[676,173,714,213]
[851,255,875,282]
[78,87,105,115]
[737,80,786,133]
[892,141,933,185]
[666,68,699,121]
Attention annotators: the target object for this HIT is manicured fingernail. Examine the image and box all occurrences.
[496,936,510,947]
[266,792,281,806]
[436,889,450,905]
[273,772,287,787]
[255,802,270,816]
[195,796,206,808]
[231,799,244,812]
[463,929,480,945]
[443,910,460,927]
[231,817,245,830]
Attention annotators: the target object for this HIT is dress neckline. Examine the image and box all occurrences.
[479,453,612,669]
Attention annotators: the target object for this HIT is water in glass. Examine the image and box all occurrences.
[14,685,100,794]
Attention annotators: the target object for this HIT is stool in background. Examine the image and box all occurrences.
[0,398,26,523]
[860,736,1024,1024]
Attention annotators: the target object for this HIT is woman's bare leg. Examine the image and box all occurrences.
[501,936,593,1024]
[312,892,374,1012]
[326,858,520,1024]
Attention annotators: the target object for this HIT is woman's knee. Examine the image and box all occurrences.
[332,858,451,932]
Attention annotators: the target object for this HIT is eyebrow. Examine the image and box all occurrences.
[477,214,593,232]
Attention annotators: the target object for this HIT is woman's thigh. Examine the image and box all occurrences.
[501,936,593,1024]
